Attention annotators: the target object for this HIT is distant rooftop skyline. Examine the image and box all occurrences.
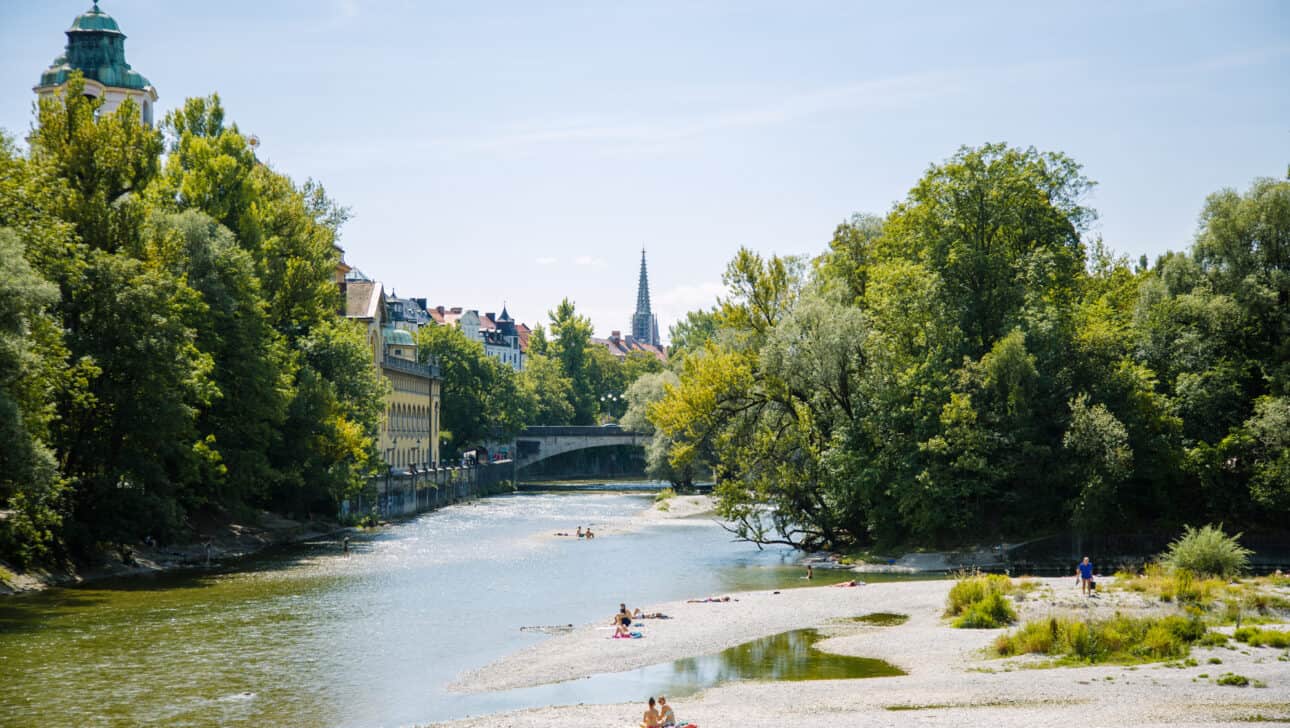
[2,1,1287,342]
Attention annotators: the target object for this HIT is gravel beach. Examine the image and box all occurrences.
[432,497,1290,727]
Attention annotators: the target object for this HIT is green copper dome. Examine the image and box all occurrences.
[38,3,153,92]
[384,327,416,347]
[69,4,123,34]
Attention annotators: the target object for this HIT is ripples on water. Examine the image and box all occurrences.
[0,490,913,727]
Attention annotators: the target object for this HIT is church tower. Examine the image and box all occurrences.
[631,249,660,347]
[35,2,158,125]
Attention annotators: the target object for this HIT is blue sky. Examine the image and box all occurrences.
[2,1,1287,339]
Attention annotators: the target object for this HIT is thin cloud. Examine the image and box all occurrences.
[574,255,607,267]
[535,256,558,265]
[424,70,964,154]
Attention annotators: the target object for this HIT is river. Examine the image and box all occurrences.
[0,488,898,727]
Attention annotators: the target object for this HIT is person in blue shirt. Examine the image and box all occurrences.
[1076,556,1095,596]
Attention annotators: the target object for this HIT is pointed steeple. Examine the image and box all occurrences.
[631,248,660,347]
[635,248,651,315]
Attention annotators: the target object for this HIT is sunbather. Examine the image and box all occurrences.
[641,697,661,728]
[658,695,676,726]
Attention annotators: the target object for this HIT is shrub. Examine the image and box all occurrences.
[954,593,1018,629]
[1161,524,1251,579]
[1233,626,1290,648]
[1216,673,1250,687]
[946,573,1014,617]
[1198,631,1230,647]
[993,614,1207,664]
[654,487,676,502]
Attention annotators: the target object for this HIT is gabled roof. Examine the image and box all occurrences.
[345,280,383,321]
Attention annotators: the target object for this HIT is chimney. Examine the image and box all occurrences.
[611,330,621,342]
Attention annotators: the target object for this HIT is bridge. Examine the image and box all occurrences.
[513,425,646,471]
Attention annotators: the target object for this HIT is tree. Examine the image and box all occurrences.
[882,143,1093,358]
[517,353,574,425]
[0,229,66,566]
[415,324,524,454]
[545,299,597,424]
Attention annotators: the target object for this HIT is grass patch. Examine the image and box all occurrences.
[1199,631,1231,647]
[654,487,676,502]
[1217,672,1251,687]
[993,613,1208,664]
[1234,626,1290,648]
[852,612,909,626]
[946,573,1017,629]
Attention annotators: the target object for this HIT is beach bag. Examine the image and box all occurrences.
[1089,579,1096,592]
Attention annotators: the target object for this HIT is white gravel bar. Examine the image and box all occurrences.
[435,500,1290,726]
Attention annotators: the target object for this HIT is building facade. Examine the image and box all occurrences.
[35,3,158,125]
[345,280,443,471]
[429,304,528,371]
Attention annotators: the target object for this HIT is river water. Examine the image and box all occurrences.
[0,489,900,727]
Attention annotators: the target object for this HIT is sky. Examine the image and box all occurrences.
[1,1,1287,340]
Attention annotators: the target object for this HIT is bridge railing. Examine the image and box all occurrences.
[519,425,636,437]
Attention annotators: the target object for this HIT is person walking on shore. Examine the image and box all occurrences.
[1076,556,1095,596]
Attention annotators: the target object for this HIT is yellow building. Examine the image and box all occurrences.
[344,280,442,470]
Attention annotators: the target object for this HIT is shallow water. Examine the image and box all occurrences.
[0,490,918,726]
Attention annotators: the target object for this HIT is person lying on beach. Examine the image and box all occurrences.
[686,596,733,603]
[641,697,662,728]
[833,580,863,587]
[636,611,669,619]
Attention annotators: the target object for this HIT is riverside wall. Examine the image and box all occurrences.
[341,460,515,521]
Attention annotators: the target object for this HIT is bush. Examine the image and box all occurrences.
[1233,626,1290,648]
[946,573,1014,618]
[1216,673,1250,687]
[993,614,1208,664]
[1161,524,1251,579]
[953,593,1018,629]
[654,487,676,503]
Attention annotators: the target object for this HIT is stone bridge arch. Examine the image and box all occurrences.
[513,425,647,471]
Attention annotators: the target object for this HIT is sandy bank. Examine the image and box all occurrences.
[440,577,1289,727]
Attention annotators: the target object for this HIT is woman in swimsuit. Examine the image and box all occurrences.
[658,695,676,726]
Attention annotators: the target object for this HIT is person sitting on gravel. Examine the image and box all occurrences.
[613,603,634,627]
[640,697,662,728]
[658,695,676,726]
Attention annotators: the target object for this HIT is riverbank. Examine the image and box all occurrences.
[440,576,1290,726]
[0,511,346,596]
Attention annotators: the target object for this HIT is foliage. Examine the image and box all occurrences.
[655,487,676,503]
[1216,673,1251,687]
[1162,524,1252,579]
[953,593,1018,629]
[993,614,1208,664]
[946,573,1017,628]
[415,324,524,455]
[1232,626,1290,648]
[0,80,385,563]
[650,142,1290,550]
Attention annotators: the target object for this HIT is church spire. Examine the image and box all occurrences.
[631,248,660,347]
[635,247,651,315]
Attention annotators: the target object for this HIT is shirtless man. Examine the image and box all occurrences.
[641,697,661,728]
